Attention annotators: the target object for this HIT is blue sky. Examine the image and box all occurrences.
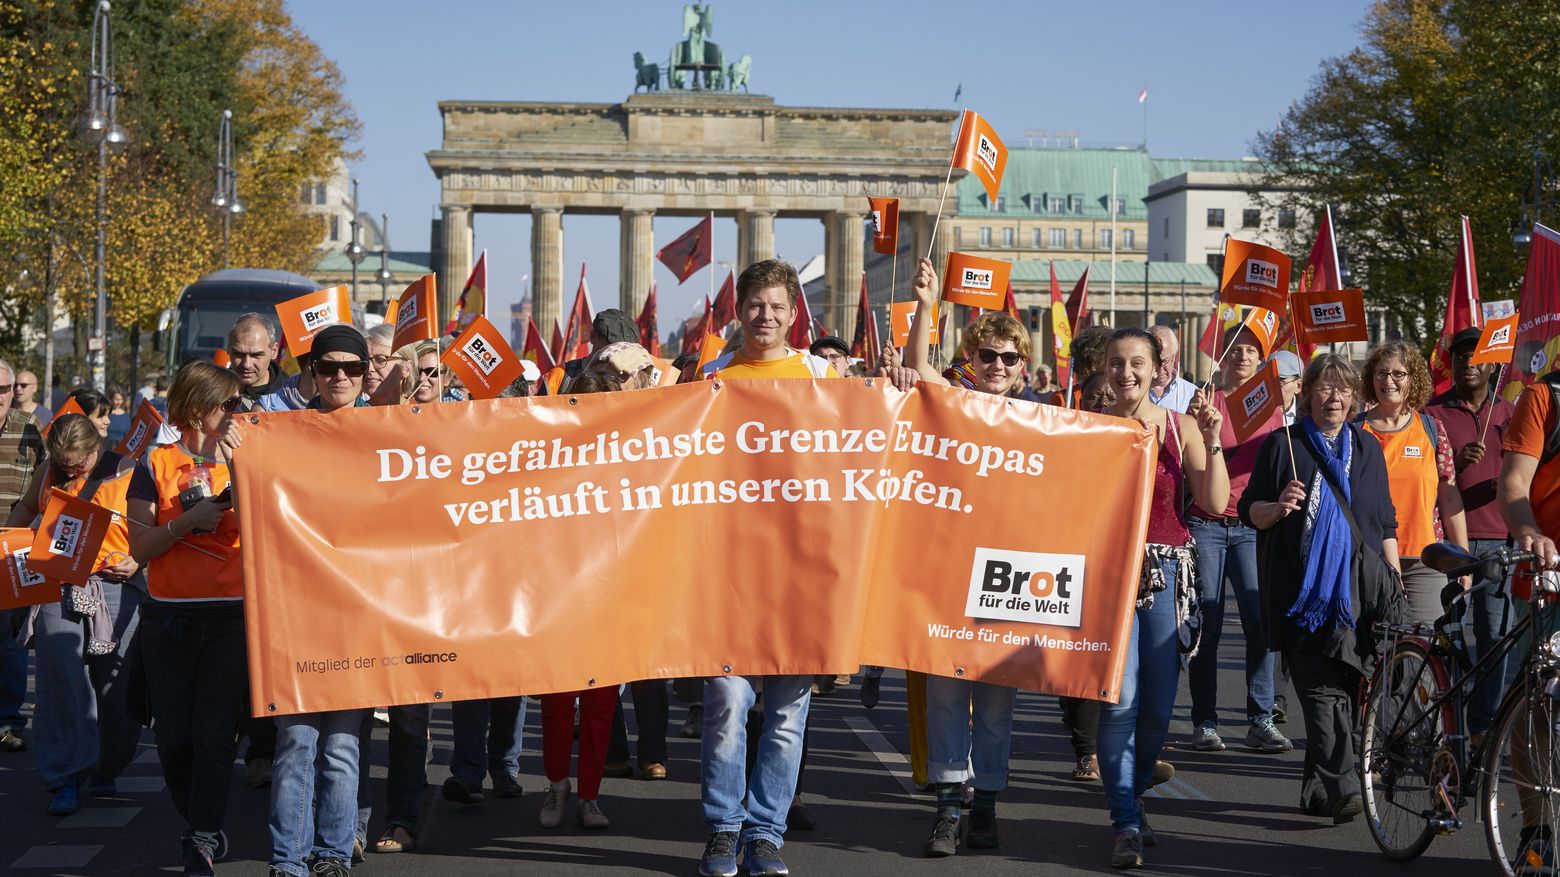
[289,0,1372,325]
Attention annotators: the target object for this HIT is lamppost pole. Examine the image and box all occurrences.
[376,213,393,312]
[212,108,243,266]
[84,0,127,391]
[345,178,365,299]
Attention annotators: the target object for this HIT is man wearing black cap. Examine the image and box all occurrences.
[1425,324,1517,743]
[538,309,641,395]
[808,337,850,376]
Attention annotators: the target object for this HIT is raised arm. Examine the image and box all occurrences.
[903,258,950,388]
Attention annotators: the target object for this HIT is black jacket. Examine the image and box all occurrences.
[241,363,289,402]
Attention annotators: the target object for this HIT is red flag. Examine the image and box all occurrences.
[561,266,593,362]
[682,296,713,355]
[522,315,557,373]
[850,272,874,366]
[711,270,737,331]
[1049,263,1071,389]
[549,318,566,364]
[867,195,899,256]
[1002,281,1020,321]
[789,289,818,349]
[863,293,881,371]
[636,283,661,357]
[1065,265,1091,333]
[445,250,487,334]
[657,214,713,283]
[1509,222,1560,393]
[1430,215,1483,394]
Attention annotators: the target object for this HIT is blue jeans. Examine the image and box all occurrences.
[32,583,142,790]
[449,696,527,788]
[701,675,811,847]
[924,677,1016,790]
[270,709,367,875]
[1467,537,1515,734]
[1098,554,1182,832]
[1187,518,1273,726]
[0,606,29,732]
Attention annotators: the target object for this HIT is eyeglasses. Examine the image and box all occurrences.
[370,355,398,366]
[312,360,368,378]
[219,395,250,414]
[1374,369,1410,382]
[13,382,31,390]
[1313,383,1355,400]
[975,348,1023,367]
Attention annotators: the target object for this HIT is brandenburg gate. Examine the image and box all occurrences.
[426,92,958,334]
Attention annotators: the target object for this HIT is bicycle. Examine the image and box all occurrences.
[1359,542,1560,875]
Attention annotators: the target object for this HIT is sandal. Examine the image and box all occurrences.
[1071,754,1099,782]
[374,826,415,854]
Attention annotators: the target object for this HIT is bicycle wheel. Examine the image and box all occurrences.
[1361,640,1454,861]
[1481,674,1560,877]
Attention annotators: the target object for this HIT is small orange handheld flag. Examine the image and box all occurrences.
[1471,312,1519,365]
[952,110,1008,202]
[1241,307,1281,358]
[1219,240,1292,314]
[43,396,85,437]
[941,252,1012,310]
[113,399,165,460]
[1227,359,1283,444]
[867,195,899,256]
[890,301,939,347]
[0,528,55,610]
[29,488,118,587]
[441,315,524,400]
[392,274,439,351]
[275,286,352,358]
[1292,289,1368,345]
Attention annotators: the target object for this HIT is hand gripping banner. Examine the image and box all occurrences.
[235,380,1156,716]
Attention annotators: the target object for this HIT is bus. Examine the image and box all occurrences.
[161,268,367,371]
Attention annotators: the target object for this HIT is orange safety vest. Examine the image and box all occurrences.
[144,444,243,601]
[1362,413,1439,557]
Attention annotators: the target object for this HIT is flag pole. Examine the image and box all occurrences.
[926,158,957,261]
[1282,293,1300,483]
[1199,235,1238,395]
[1478,363,1506,445]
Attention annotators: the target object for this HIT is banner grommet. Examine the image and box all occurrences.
[954,667,965,677]
[267,703,276,712]
[410,405,421,414]
[722,664,732,673]
[587,677,597,686]
[434,690,444,700]
[569,397,578,405]
[249,416,260,424]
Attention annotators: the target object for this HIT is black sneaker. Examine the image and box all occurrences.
[699,830,739,877]
[743,838,788,876]
[310,859,350,877]
[442,775,485,805]
[681,705,705,739]
[924,814,960,857]
[966,810,998,849]
[491,773,523,798]
[860,675,881,709]
[180,835,215,877]
[0,729,26,752]
[1331,793,1363,825]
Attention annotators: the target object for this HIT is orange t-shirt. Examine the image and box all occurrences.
[1504,382,1560,539]
[1361,415,1440,557]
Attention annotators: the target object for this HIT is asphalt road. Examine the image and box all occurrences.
[1,604,1495,876]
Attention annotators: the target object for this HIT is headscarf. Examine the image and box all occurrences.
[1290,418,1356,632]
[310,324,368,362]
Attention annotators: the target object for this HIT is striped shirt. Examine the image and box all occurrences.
[0,407,45,513]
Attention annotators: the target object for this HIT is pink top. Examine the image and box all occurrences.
[1146,415,1191,546]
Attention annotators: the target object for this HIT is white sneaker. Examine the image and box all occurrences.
[539,780,570,828]
[576,798,609,830]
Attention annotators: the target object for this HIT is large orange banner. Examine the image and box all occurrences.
[235,381,1156,716]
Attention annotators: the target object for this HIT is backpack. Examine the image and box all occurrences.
[1542,371,1560,465]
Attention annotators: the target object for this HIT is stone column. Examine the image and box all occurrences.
[741,209,776,268]
[907,212,932,271]
[619,208,655,315]
[438,205,473,323]
[832,211,866,344]
[821,215,839,335]
[530,207,564,337]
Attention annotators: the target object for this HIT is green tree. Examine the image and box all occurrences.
[1255,0,1560,343]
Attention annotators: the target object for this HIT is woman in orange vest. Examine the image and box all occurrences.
[1359,342,1468,623]
[6,413,140,817]
[126,360,247,877]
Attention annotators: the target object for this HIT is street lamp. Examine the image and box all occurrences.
[212,108,243,266]
[1513,151,1552,246]
[80,0,127,392]
[375,212,394,312]
[344,178,366,298]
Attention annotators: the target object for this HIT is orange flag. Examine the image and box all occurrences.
[1471,312,1519,365]
[1227,359,1283,444]
[1241,307,1281,358]
[43,396,85,437]
[0,528,55,610]
[212,349,231,368]
[383,297,400,327]
[1050,263,1072,389]
[941,252,1012,310]
[29,488,119,587]
[867,195,899,256]
[1219,240,1292,313]
[392,275,439,351]
[445,249,487,334]
[275,286,352,358]
[696,333,727,376]
[1292,289,1368,345]
[113,399,165,460]
[952,110,1008,202]
[890,300,939,347]
[441,315,524,400]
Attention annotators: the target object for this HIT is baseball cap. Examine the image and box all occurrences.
[1269,349,1303,379]
[1448,326,1482,352]
[809,336,850,357]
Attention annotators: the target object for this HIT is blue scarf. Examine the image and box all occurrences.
[1288,419,1356,632]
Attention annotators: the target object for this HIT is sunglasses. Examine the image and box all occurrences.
[312,360,368,378]
[419,366,439,379]
[975,348,1023,367]
[219,395,250,414]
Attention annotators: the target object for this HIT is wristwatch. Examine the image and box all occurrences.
[1206,443,1223,456]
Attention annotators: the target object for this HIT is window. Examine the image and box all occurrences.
[1002,228,1014,247]
[1243,209,1261,228]
[1206,253,1224,274]
[1099,229,1113,249]
[991,196,1005,212]
[1207,208,1225,228]
[1048,195,1066,213]
[1278,208,1297,229]
[1122,229,1135,249]
[1163,217,1170,236]
[979,227,992,247]
[1072,195,1084,216]
[315,183,327,205]
[1049,228,1066,248]
[1073,229,1083,249]
[300,184,312,204]
[1111,197,1127,216]
[1031,229,1043,248]
[329,214,340,241]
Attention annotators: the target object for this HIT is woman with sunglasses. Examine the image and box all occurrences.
[1096,326,1227,869]
[889,258,1037,858]
[1358,341,1467,623]
[395,340,443,405]
[125,360,246,876]
[7,414,141,817]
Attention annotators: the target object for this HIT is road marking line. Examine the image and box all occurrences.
[843,715,922,797]
[114,776,165,793]
[57,807,142,829]
[1169,777,1211,801]
[11,844,103,869]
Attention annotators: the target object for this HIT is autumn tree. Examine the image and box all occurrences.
[1254,0,1560,343]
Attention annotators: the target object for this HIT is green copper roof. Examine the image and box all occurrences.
[1008,259,1218,287]
[312,249,433,274]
